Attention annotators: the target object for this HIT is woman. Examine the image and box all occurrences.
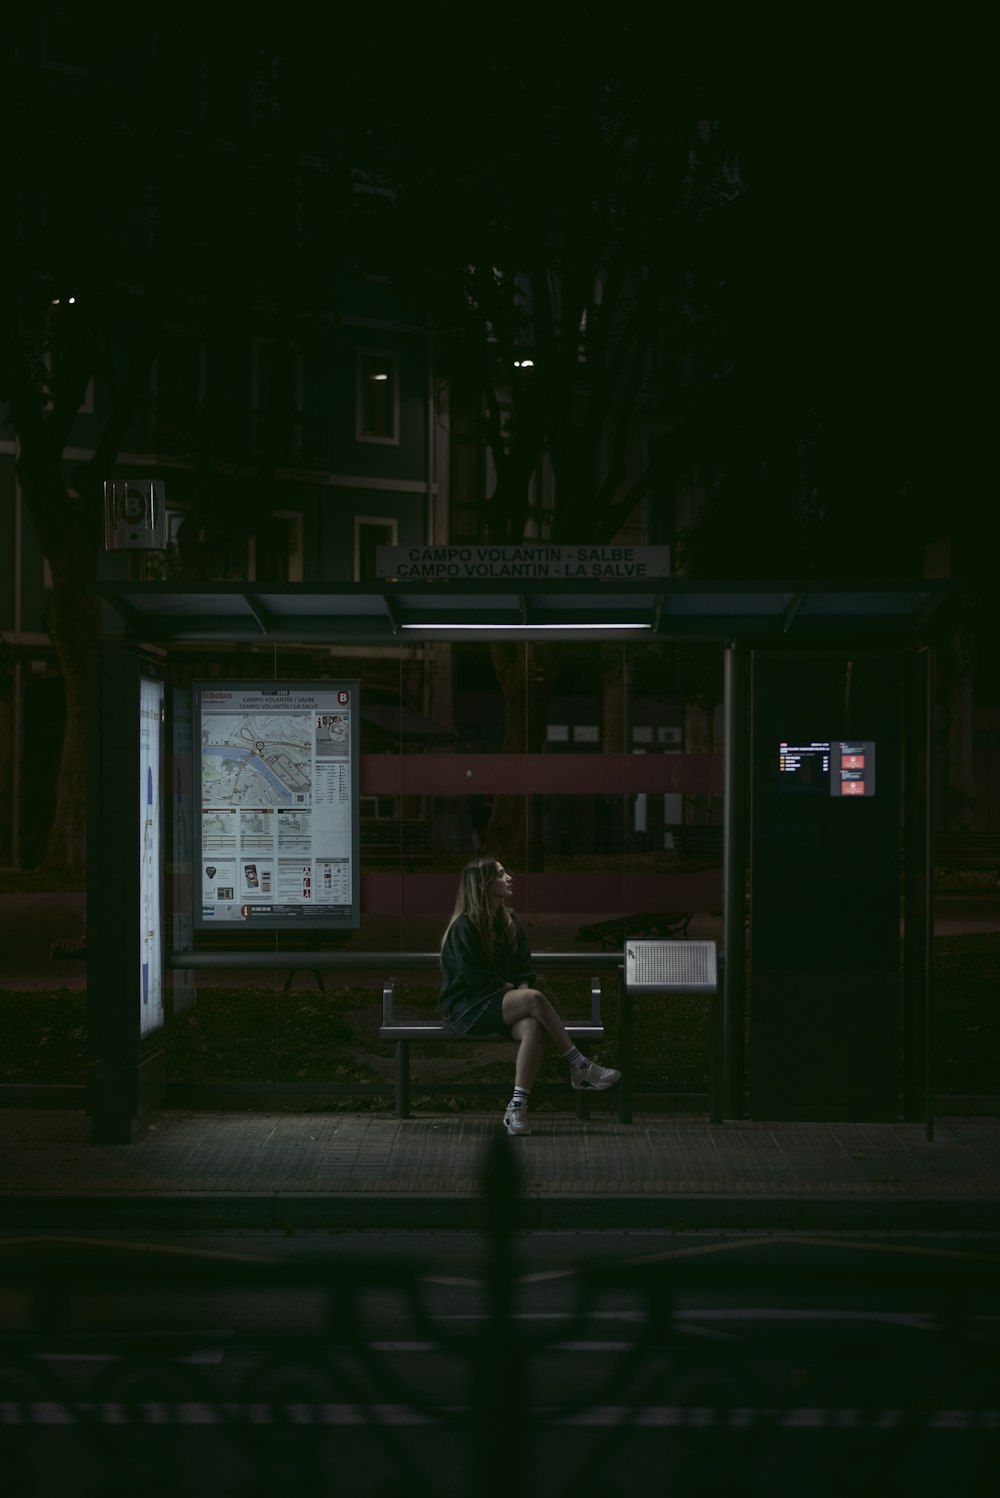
[439,856,620,1136]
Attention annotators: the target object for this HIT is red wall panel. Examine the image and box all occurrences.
[360,753,723,796]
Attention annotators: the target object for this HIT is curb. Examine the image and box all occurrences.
[2,1193,999,1233]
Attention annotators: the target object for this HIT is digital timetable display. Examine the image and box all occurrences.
[778,740,876,797]
[195,681,360,928]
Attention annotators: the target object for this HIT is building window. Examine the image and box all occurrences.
[152,330,206,448]
[252,339,304,464]
[213,511,303,582]
[248,512,304,583]
[41,4,88,71]
[356,350,399,445]
[354,517,397,581]
[360,796,397,820]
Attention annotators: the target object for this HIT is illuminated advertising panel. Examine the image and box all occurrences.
[139,676,164,1036]
[194,681,360,929]
[777,740,877,797]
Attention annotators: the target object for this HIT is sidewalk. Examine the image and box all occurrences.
[1,1107,998,1232]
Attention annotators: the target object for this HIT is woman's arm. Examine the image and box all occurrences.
[509,914,535,988]
[442,915,509,995]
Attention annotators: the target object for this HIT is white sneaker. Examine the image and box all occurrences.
[571,1059,621,1091]
[503,1101,531,1136]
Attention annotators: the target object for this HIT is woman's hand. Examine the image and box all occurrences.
[502,982,514,993]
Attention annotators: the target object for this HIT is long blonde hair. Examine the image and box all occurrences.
[440,856,514,957]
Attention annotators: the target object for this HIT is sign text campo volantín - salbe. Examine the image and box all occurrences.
[376,545,670,581]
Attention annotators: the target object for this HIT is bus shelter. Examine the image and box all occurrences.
[87,577,953,1143]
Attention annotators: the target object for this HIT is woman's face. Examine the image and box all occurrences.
[490,862,513,905]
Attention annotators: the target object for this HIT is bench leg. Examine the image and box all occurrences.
[394,1039,411,1119]
[575,1091,590,1121]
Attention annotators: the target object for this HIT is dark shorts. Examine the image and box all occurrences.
[464,991,514,1040]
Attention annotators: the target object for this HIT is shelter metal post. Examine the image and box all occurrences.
[925,648,935,1141]
[722,641,748,1119]
[902,646,933,1136]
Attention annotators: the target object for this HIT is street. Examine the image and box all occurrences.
[2,1227,997,1496]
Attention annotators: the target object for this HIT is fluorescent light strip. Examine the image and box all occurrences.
[400,622,651,631]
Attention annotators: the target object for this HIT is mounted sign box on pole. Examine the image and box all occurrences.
[103,480,167,550]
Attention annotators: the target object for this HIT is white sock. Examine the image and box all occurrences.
[560,1045,588,1070]
[510,1086,530,1109]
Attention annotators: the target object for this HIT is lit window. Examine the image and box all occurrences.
[356,350,399,444]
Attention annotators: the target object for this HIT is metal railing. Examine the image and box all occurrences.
[1,1135,997,1497]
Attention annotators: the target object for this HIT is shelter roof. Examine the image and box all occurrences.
[96,578,954,645]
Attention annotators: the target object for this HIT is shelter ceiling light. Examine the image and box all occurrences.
[401,622,651,631]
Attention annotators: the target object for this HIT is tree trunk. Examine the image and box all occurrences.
[16,437,104,876]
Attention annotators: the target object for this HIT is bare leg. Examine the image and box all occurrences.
[502,986,574,1054]
[511,1016,544,1091]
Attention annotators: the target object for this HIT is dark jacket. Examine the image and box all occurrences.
[439,911,534,1033]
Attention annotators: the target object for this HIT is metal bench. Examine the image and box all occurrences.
[165,948,619,1118]
[379,953,609,1119]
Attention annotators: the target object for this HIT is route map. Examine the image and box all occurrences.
[197,683,359,930]
[202,714,311,807]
